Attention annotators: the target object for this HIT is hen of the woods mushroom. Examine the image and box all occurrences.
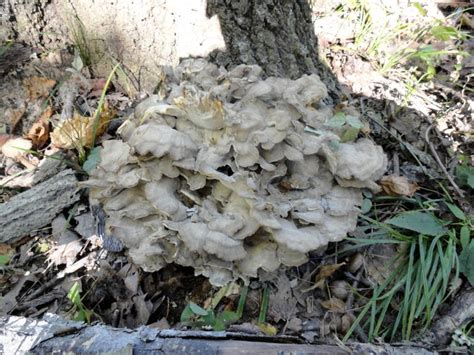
[84,59,387,286]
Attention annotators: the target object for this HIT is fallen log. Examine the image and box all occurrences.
[0,314,443,354]
[0,169,80,243]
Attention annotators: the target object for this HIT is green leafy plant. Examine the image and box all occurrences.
[67,282,93,323]
[455,161,474,190]
[446,202,474,286]
[325,112,364,142]
[70,62,119,167]
[180,285,248,331]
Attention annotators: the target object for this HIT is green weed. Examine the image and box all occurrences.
[180,284,248,331]
[67,281,93,323]
[69,16,104,68]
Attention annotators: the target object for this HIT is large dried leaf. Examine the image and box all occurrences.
[51,107,114,149]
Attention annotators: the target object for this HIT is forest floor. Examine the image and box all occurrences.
[0,0,473,352]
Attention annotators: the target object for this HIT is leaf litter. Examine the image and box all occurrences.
[0,0,472,350]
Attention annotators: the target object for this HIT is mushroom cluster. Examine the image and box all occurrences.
[85,59,387,286]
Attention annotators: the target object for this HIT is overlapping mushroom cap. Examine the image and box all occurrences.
[84,59,387,286]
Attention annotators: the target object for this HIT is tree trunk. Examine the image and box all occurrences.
[206,0,341,103]
[1,0,340,102]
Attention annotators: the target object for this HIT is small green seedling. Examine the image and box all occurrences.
[180,285,248,331]
[67,282,93,323]
[325,112,364,142]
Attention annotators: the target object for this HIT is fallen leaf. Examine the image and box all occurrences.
[381,175,419,196]
[26,120,49,148]
[5,107,25,134]
[89,78,107,97]
[257,322,278,336]
[47,215,83,267]
[0,134,11,149]
[0,243,14,265]
[303,262,345,292]
[24,76,56,100]
[51,106,114,149]
[320,297,346,313]
[1,137,32,160]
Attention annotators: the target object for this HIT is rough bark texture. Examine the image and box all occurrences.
[1,0,340,102]
[0,169,80,243]
[206,0,341,103]
[0,314,440,355]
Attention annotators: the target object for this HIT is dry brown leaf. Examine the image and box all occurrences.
[381,175,419,196]
[0,243,14,257]
[0,134,11,149]
[51,106,114,149]
[27,121,50,148]
[26,106,52,148]
[303,262,345,292]
[320,297,346,313]
[5,107,25,134]
[24,76,56,100]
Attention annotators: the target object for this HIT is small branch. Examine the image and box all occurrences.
[424,125,465,198]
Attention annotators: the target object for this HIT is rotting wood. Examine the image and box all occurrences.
[0,169,80,243]
[0,314,443,355]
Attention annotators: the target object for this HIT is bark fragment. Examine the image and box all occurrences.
[0,169,80,243]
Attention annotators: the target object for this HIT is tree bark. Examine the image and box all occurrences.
[1,0,340,102]
[206,0,341,103]
[0,169,80,243]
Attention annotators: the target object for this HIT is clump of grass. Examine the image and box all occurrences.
[69,15,104,68]
[343,197,472,342]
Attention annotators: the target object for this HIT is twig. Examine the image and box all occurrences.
[393,152,399,176]
[23,276,62,302]
[424,125,465,198]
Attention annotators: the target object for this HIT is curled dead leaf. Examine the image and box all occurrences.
[24,76,56,100]
[0,134,11,149]
[51,106,114,149]
[5,107,25,134]
[26,106,52,148]
[303,262,345,292]
[381,175,419,196]
[27,121,49,148]
[320,297,346,313]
